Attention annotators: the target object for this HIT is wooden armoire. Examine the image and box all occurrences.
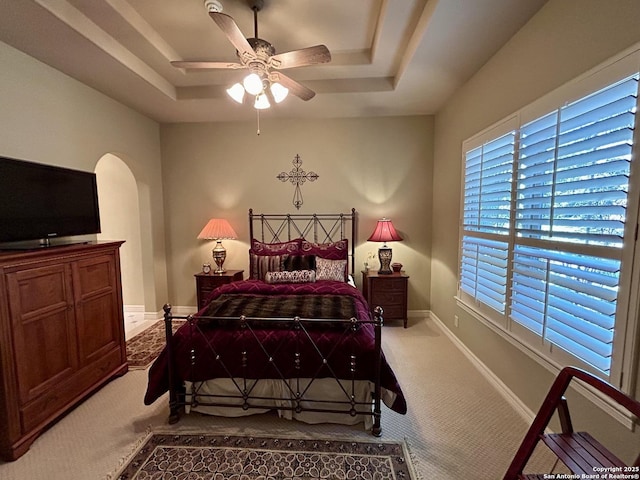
[0,241,127,461]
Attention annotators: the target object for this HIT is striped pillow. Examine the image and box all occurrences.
[250,254,283,281]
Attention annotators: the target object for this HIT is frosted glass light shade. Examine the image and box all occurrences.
[243,73,263,95]
[226,83,245,103]
[254,93,270,110]
[270,82,289,103]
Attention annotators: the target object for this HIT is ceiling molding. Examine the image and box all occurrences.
[34,0,176,99]
[0,0,549,122]
[393,0,438,88]
[369,0,389,64]
[176,77,395,100]
[105,0,182,67]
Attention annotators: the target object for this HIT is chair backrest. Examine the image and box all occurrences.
[504,366,640,479]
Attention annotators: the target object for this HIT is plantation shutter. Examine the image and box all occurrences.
[510,74,638,375]
[460,131,515,314]
[460,237,509,314]
[463,133,515,235]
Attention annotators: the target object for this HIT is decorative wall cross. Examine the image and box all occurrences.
[276,154,319,210]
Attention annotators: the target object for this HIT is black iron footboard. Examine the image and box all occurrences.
[163,304,385,436]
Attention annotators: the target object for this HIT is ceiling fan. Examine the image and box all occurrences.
[171,0,332,108]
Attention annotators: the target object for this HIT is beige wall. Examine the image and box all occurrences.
[96,154,145,307]
[0,41,168,312]
[5,0,638,460]
[432,0,640,461]
[160,116,433,310]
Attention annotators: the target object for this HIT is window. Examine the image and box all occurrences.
[459,66,640,385]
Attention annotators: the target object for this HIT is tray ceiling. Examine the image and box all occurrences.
[0,0,547,123]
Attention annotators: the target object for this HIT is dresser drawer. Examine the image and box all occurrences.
[20,348,122,433]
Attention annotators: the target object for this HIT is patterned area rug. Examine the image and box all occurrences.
[126,320,185,369]
[114,433,416,479]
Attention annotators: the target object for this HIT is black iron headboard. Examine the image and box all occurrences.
[249,208,357,275]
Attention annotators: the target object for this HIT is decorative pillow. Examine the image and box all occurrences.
[249,239,302,279]
[300,239,348,260]
[251,238,301,256]
[250,253,283,281]
[282,254,316,271]
[265,269,316,284]
[315,257,348,282]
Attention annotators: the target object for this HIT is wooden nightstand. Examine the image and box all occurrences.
[362,270,409,328]
[195,269,244,310]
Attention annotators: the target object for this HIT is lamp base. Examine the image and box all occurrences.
[212,241,227,274]
[377,246,393,274]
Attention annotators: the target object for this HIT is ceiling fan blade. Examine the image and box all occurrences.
[209,12,255,61]
[270,72,315,101]
[269,45,331,70]
[171,61,244,70]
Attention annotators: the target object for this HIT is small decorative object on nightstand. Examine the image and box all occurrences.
[195,269,244,310]
[362,270,409,328]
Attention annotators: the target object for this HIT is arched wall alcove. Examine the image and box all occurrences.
[95,153,145,328]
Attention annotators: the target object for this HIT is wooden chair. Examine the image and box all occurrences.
[504,366,640,480]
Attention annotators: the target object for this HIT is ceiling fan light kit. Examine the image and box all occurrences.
[254,92,270,110]
[174,0,331,111]
[226,83,245,103]
[242,73,263,95]
[270,82,289,103]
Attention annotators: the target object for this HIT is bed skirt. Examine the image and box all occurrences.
[184,378,399,430]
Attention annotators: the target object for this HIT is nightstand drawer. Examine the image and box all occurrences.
[199,286,215,303]
[361,270,409,328]
[370,289,404,306]
[195,270,244,310]
[380,304,405,320]
[371,278,406,295]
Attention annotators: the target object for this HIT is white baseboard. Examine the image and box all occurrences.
[166,305,198,316]
[123,304,145,313]
[144,311,163,321]
[140,306,197,321]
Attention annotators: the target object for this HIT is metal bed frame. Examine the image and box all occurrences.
[162,209,386,435]
[248,207,357,275]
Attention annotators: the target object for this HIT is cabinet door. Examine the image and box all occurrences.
[73,253,123,367]
[7,264,78,404]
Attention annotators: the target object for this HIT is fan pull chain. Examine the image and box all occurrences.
[256,108,260,136]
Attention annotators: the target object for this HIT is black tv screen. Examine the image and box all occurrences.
[0,156,101,244]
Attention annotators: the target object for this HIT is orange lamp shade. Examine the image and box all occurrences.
[197,218,238,240]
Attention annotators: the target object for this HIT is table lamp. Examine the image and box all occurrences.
[367,218,403,274]
[197,218,238,273]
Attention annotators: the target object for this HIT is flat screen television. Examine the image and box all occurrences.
[0,156,101,244]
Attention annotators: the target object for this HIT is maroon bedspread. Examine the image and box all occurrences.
[201,279,372,319]
[144,280,407,414]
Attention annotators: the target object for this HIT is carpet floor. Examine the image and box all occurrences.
[0,316,560,480]
[114,433,415,479]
